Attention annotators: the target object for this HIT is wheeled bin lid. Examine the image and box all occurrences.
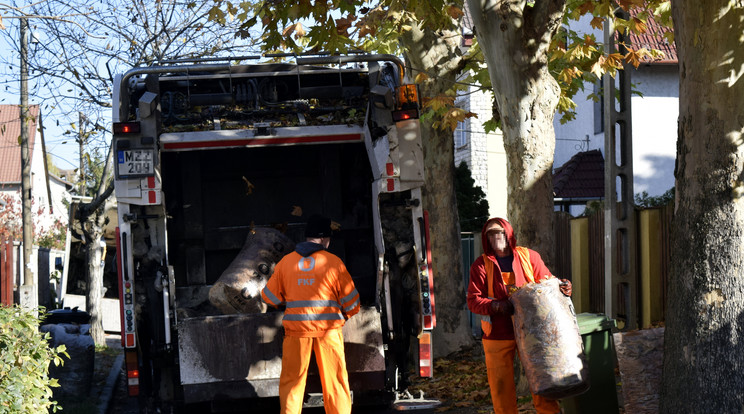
[575,313,616,335]
[41,307,91,325]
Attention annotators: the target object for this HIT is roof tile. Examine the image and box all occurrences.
[0,105,40,184]
[553,149,605,198]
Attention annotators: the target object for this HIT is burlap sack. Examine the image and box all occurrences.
[510,277,590,399]
[209,227,295,314]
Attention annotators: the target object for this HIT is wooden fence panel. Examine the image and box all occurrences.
[0,239,13,306]
[588,211,606,313]
[553,212,572,279]
[659,204,673,322]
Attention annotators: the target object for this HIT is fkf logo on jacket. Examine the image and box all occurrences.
[298,257,316,285]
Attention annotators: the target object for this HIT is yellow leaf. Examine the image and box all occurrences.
[358,23,376,38]
[583,34,597,47]
[242,176,254,195]
[424,95,455,113]
[414,72,430,84]
[590,16,604,30]
[604,52,624,69]
[336,15,355,36]
[447,6,464,19]
[282,22,306,39]
[577,1,594,15]
[625,49,642,68]
[630,17,648,34]
[590,57,605,78]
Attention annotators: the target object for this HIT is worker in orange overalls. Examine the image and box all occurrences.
[261,214,360,414]
[466,217,572,414]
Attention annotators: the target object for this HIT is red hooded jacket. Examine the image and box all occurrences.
[466,217,553,340]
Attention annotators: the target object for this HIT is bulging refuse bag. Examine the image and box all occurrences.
[209,227,295,314]
[41,323,95,402]
[510,277,590,400]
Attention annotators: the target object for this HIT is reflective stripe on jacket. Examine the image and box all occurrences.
[262,250,360,337]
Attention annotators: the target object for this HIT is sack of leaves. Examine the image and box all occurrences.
[510,277,590,399]
[209,227,294,314]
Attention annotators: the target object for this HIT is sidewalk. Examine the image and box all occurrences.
[97,334,125,414]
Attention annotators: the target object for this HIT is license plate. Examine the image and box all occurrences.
[117,149,154,177]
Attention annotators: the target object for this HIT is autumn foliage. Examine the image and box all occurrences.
[0,193,65,249]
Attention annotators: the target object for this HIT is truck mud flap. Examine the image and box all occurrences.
[178,306,385,403]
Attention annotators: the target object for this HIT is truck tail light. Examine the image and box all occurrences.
[125,350,140,396]
[113,121,141,134]
[418,331,433,378]
[392,109,419,122]
[393,84,420,121]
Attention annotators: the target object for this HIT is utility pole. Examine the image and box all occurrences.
[603,9,637,330]
[19,17,36,309]
[79,112,86,197]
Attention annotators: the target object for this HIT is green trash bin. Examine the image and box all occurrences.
[561,313,619,414]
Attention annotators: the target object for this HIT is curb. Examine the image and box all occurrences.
[98,352,124,414]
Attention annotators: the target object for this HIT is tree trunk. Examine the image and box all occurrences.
[660,2,744,412]
[85,225,105,345]
[80,144,115,346]
[467,0,565,268]
[400,25,475,356]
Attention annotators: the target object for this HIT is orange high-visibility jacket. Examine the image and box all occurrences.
[262,249,360,337]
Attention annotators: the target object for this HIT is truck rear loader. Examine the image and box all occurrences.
[112,54,437,412]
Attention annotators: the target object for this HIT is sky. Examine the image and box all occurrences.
[0,18,92,173]
[0,1,263,175]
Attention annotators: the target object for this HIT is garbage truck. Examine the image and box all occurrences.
[111,53,437,412]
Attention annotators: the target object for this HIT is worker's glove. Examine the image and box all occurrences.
[559,279,572,297]
[490,299,514,315]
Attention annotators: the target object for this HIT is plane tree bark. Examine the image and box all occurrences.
[400,24,476,354]
[660,1,744,412]
[466,0,566,266]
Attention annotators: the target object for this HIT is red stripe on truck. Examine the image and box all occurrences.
[162,133,363,150]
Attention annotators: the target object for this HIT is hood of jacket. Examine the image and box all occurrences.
[480,217,517,259]
[295,241,326,257]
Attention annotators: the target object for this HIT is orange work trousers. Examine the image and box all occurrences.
[279,328,352,414]
[482,339,561,414]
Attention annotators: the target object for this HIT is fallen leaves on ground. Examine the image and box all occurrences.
[406,342,540,413]
[407,343,513,413]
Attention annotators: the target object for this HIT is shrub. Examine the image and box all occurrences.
[0,306,67,413]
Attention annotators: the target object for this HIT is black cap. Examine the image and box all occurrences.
[305,214,334,238]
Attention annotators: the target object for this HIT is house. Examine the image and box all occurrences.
[0,104,73,230]
[0,104,73,307]
[455,11,678,218]
[553,13,678,216]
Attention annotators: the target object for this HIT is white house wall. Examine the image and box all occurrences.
[630,65,678,195]
[455,83,508,219]
[553,16,679,201]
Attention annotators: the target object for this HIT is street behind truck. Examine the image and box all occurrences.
[111,54,437,412]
